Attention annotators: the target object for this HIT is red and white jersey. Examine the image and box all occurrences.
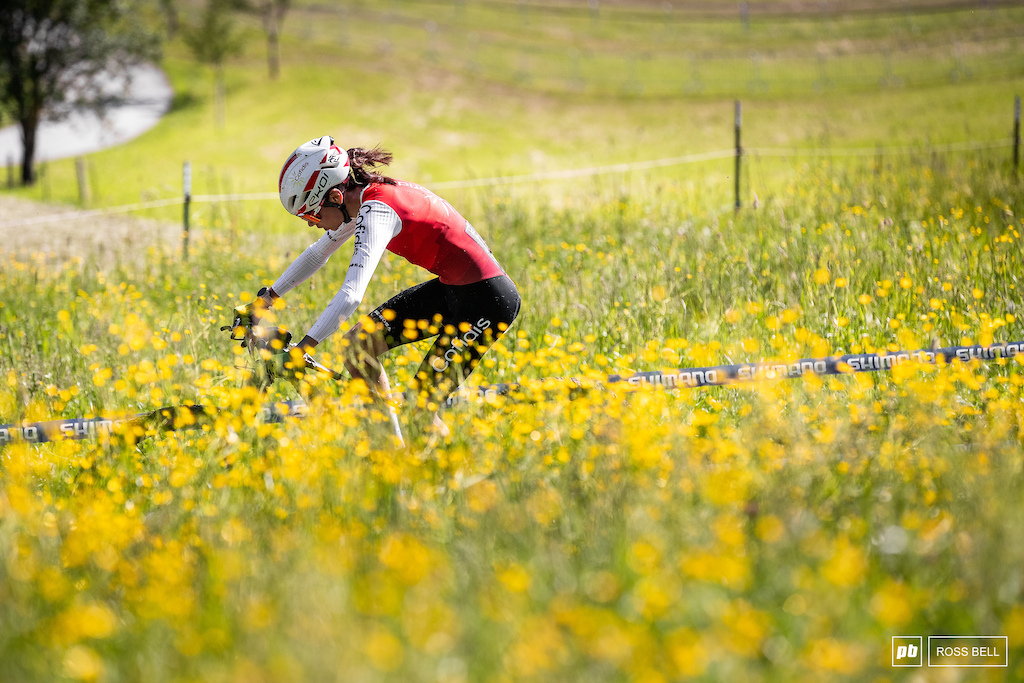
[365,181,504,286]
[271,180,505,342]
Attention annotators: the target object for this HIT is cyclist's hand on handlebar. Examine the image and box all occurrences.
[220,302,265,345]
[220,288,275,343]
[237,299,270,326]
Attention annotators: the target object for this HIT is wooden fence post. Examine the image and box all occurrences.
[1014,95,1020,177]
[735,100,742,211]
[40,162,49,201]
[75,157,91,206]
[183,161,192,260]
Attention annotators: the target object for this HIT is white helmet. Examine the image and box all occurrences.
[278,136,350,216]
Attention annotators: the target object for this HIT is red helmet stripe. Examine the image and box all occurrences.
[278,153,299,191]
[303,169,320,192]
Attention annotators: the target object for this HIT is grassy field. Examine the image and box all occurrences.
[2,1,1024,681]
[9,0,1024,222]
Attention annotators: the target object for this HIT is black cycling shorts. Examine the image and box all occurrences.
[369,275,521,402]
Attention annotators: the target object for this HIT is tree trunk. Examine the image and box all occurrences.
[215,66,226,129]
[160,0,179,38]
[19,110,39,186]
[265,4,280,80]
[267,24,279,80]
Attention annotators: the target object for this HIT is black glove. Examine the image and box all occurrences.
[235,300,269,327]
[221,287,274,342]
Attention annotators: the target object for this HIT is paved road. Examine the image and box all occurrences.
[0,64,179,259]
[0,63,173,165]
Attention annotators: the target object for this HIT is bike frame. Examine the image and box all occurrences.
[2,325,1022,446]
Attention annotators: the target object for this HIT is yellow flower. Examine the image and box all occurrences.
[628,539,663,575]
[755,515,786,543]
[526,483,562,525]
[713,513,746,547]
[465,479,500,513]
[803,638,867,674]
[822,537,867,587]
[379,533,433,585]
[680,550,750,590]
[870,580,913,627]
[1004,606,1024,642]
[363,627,404,672]
[666,627,709,677]
[720,600,771,657]
[506,616,566,676]
[64,645,104,681]
[496,562,532,593]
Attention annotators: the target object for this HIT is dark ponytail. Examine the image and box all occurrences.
[347,147,396,186]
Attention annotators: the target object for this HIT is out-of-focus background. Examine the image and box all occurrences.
[1,0,1022,234]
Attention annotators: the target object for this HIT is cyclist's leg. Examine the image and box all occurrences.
[344,279,453,438]
[344,278,449,378]
[412,275,521,407]
[342,320,390,389]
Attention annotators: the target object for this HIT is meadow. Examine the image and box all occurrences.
[2,1,1024,681]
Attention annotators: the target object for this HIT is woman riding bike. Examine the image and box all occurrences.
[245,136,520,444]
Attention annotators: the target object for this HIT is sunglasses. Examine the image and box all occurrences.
[299,200,346,225]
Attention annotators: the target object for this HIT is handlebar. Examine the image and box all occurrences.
[221,312,343,383]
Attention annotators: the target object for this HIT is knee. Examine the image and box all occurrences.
[344,322,387,364]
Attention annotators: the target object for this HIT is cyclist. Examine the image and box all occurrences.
[245,136,520,444]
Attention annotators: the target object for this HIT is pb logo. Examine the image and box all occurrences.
[897,644,917,660]
[892,636,923,667]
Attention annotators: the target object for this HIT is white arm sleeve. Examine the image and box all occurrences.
[305,200,403,343]
[271,222,356,296]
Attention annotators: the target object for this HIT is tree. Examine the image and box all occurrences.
[182,0,243,129]
[0,0,159,185]
[254,0,289,80]
[158,0,179,39]
[247,0,292,80]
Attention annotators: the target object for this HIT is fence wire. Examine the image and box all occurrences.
[0,136,1016,230]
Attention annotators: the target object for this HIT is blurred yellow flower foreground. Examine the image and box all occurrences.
[2,351,1023,681]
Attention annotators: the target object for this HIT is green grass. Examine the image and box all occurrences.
[2,2,1024,681]
[8,0,1023,230]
